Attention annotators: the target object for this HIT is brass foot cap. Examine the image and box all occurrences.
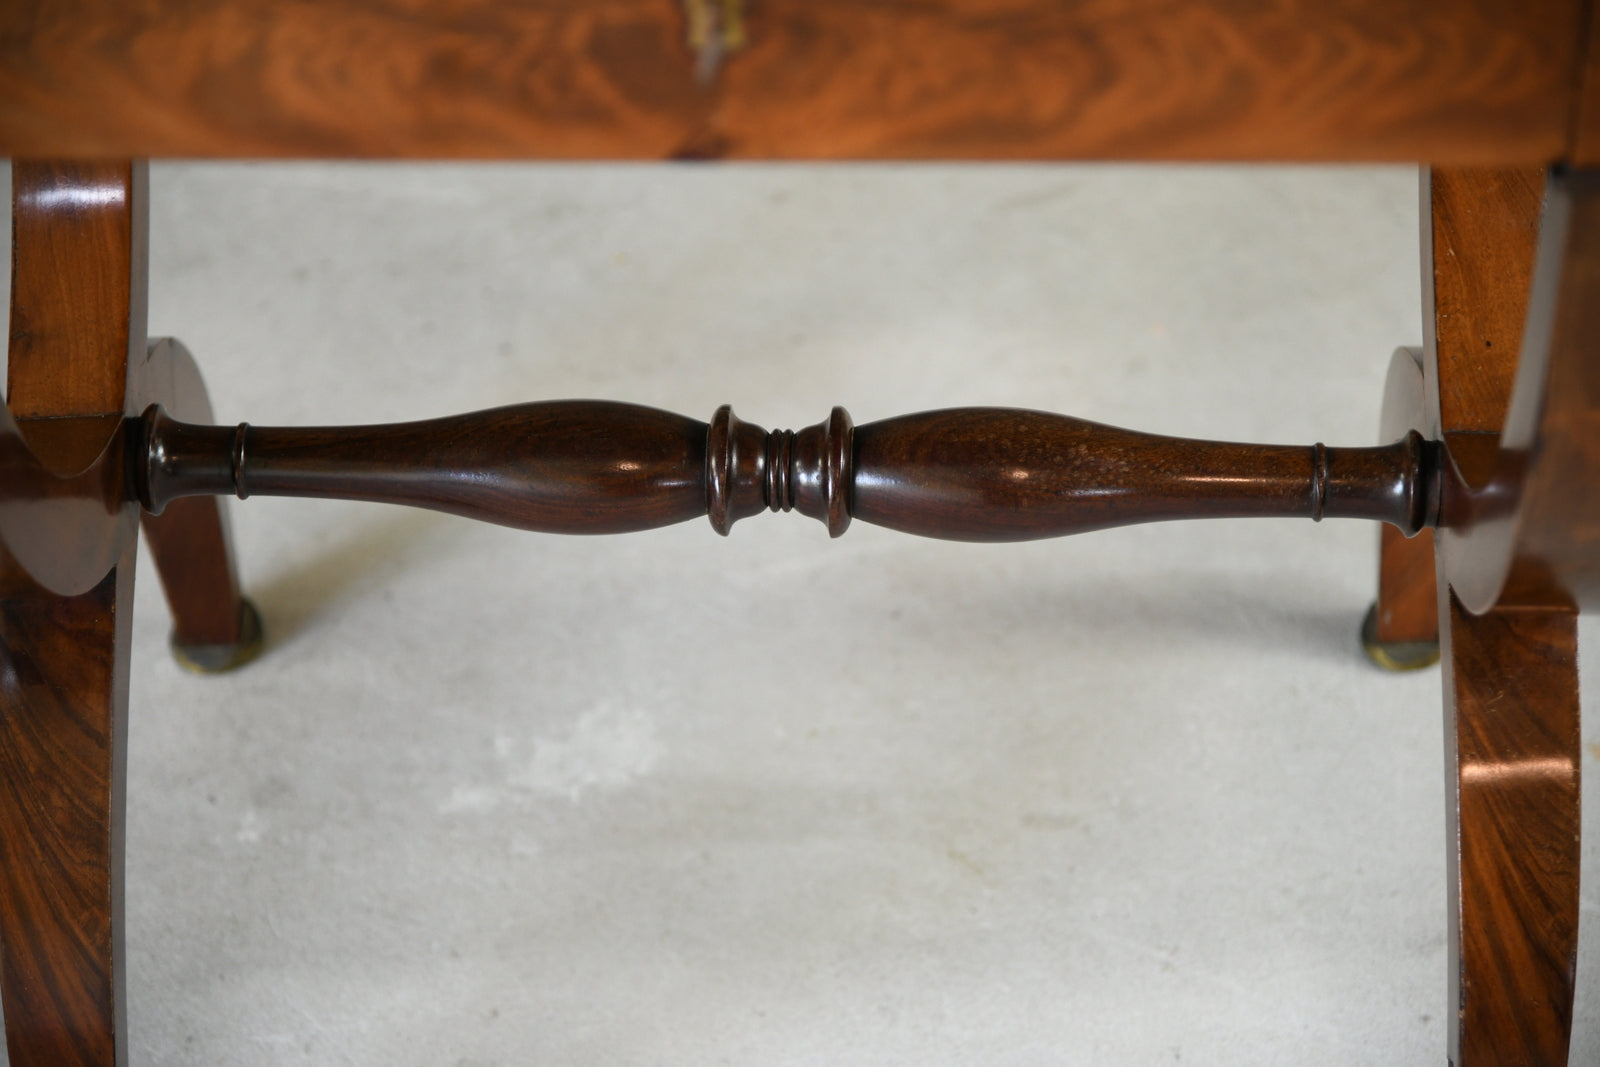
[1360,603,1439,671]
[171,598,265,674]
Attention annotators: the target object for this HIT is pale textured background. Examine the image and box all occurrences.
[2,164,1595,1064]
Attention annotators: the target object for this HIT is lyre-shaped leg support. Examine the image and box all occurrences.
[1,161,258,1066]
[1421,166,1589,1066]
[3,159,1590,1067]
[1,161,144,1067]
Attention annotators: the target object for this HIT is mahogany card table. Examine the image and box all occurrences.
[1,2,1598,1064]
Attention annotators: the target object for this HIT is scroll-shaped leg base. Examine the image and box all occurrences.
[0,546,134,1067]
[1442,591,1580,1066]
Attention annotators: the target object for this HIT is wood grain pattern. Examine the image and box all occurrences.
[0,162,148,1067]
[0,545,135,1067]
[136,401,1436,540]
[847,408,1429,540]
[140,401,714,535]
[2,166,256,645]
[719,0,1582,162]
[1424,168,1544,436]
[1437,168,1600,612]
[0,163,145,598]
[1439,592,1580,1067]
[0,0,1584,161]
[7,163,146,428]
[1421,166,1591,1066]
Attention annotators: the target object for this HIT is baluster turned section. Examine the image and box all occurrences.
[849,409,1433,541]
[137,401,1436,540]
[140,401,710,534]
[706,405,853,536]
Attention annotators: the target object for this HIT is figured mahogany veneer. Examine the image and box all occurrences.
[1368,167,1597,1067]
[3,160,1597,1067]
[0,0,1588,162]
[3,0,1600,1061]
[0,162,143,1067]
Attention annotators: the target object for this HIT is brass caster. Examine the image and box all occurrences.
[1360,602,1439,671]
[171,597,265,674]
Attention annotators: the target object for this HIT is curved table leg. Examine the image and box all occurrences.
[0,159,148,1067]
[1423,165,1586,1065]
[1441,594,1580,1066]
[0,546,135,1067]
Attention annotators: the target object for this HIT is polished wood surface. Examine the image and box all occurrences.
[1372,348,1439,649]
[1370,164,1547,655]
[140,401,711,535]
[1436,169,1600,613]
[1440,593,1580,1067]
[7,163,146,426]
[1,8,1598,1054]
[0,163,147,1067]
[1374,524,1438,645]
[0,546,135,1067]
[847,409,1428,539]
[1420,167,1589,1065]
[0,164,144,597]
[1490,169,1600,610]
[0,0,1586,162]
[137,340,252,652]
[1425,168,1544,436]
[1373,167,1544,654]
[135,401,1435,540]
[0,161,255,1067]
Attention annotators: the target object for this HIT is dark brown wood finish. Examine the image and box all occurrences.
[0,544,136,1067]
[1371,525,1437,643]
[136,340,254,658]
[0,0,1586,162]
[0,164,144,597]
[1573,0,1600,166]
[1367,164,1544,661]
[0,162,148,1067]
[1425,168,1545,438]
[1421,167,1594,1066]
[1370,165,1545,659]
[1437,169,1600,614]
[0,7,1595,1057]
[135,402,1436,541]
[849,409,1431,539]
[1440,593,1581,1067]
[140,401,712,535]
[1367,347,1439,664]
[7,163,145,426]
[1482,169,1600,611]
